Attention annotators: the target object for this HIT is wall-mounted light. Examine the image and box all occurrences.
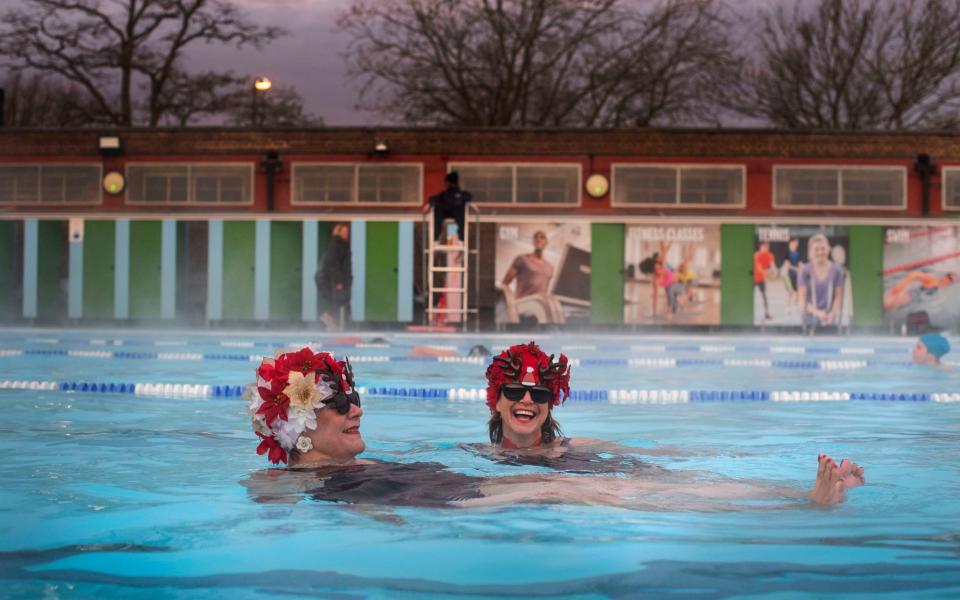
[585,173,609,198]
[103,171,126,195]
[98,135,122,156]
[374,140,389,155]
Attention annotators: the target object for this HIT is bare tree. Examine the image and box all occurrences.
[339,0,739,127]
[0,0,284,127]
[1,70,94,127]
[733,0,960,130]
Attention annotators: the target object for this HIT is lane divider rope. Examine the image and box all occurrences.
[0,379,956,403]
[0,349,917,370]
[6,337,915,355]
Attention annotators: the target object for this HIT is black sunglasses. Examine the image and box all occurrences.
[321,390,362,414]
[500,383,552,404]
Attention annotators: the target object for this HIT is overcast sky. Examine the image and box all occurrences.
[188,0,373,125]
[4,0,776,126]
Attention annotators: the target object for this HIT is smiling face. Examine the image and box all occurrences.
[808,236,830,265]
[495,373,552,447]
[304,400,365,461]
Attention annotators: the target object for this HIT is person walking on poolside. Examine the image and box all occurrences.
[912,332,951,366]
[754,241,775,320]
[315,223,352,331]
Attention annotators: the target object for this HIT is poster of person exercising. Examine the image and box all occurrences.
[495,222,591,326]
[753,225,853,329]
[624,224,721,325]
[883,225,960,332]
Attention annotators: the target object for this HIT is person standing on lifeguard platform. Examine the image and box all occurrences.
[428,171,472,240]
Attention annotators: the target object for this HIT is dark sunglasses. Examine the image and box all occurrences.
[321,390,362,414]
[500,383,552,404]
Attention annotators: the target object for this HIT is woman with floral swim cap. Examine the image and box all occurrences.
[243,346,866,507]
[478,341,866,505]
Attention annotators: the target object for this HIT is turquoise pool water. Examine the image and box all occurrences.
[1,330,959,598]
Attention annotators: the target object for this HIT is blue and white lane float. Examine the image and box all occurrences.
[0,379,957,403]
[5,349,944,370]
[6,336,918,355]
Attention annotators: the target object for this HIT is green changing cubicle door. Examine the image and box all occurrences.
[82,220,115,320]
[222,221,256,320]
[270,221,302,320]
[129,220,163,319]
[591,223,625,325]
[849,225,884,328]
[365,221,399,321]
[37,220,66,320]
[0,222,18,320]
[720,224,755,326]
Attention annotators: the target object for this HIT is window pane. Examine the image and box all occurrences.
[128,165,189,203]
[613,166,677,204]
[296,165,355,203]
[36,166,99,203]
[775,169,838,206]
[680,168,742,205]
[357,165,419,203]
[192,166,250,203]
[946,171,960,209]
[841,169,903,207]
[456,165,512,203]
[0,166,40,203]
[516,166,578,204]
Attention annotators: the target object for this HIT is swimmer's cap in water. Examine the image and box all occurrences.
[485,341,570,410]
[919,333,951,359]
[245,348,357,465]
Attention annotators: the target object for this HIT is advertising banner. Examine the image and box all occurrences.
[495,222,591,325]
[623,224,721,325]
[753,225,852,328]
[883,225,960,332]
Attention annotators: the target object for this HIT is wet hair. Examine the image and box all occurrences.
[467,344,491,358]
[488,410,562,445]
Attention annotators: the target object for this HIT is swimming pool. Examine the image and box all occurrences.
[2,329,959,598]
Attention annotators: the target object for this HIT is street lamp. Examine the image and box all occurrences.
[251,77,272,126]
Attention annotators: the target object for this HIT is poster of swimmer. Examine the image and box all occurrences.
[623,224,721,325]
[752,225,853,328]
[883,225,960,332]
[494,222,591,325]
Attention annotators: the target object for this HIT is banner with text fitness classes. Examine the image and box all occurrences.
[494,222,591,325]
[752,225,853,328]
[624,224,721,325]
[883,225,960,332]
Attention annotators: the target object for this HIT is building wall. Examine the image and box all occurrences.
[2,128,960,217]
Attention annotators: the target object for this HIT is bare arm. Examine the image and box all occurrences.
[501,264,518,287]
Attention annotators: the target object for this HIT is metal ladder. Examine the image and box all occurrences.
[422,204,480,331]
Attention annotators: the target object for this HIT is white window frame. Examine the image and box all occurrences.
[0,163,103,206]
[610,163,746,209]
[124,162,254,206]
[448,162,583,207]
[290,162,423,206]
[940,166,960,212]
[772,165,907,211]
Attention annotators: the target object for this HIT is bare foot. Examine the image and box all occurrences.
[809,454,864,505]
